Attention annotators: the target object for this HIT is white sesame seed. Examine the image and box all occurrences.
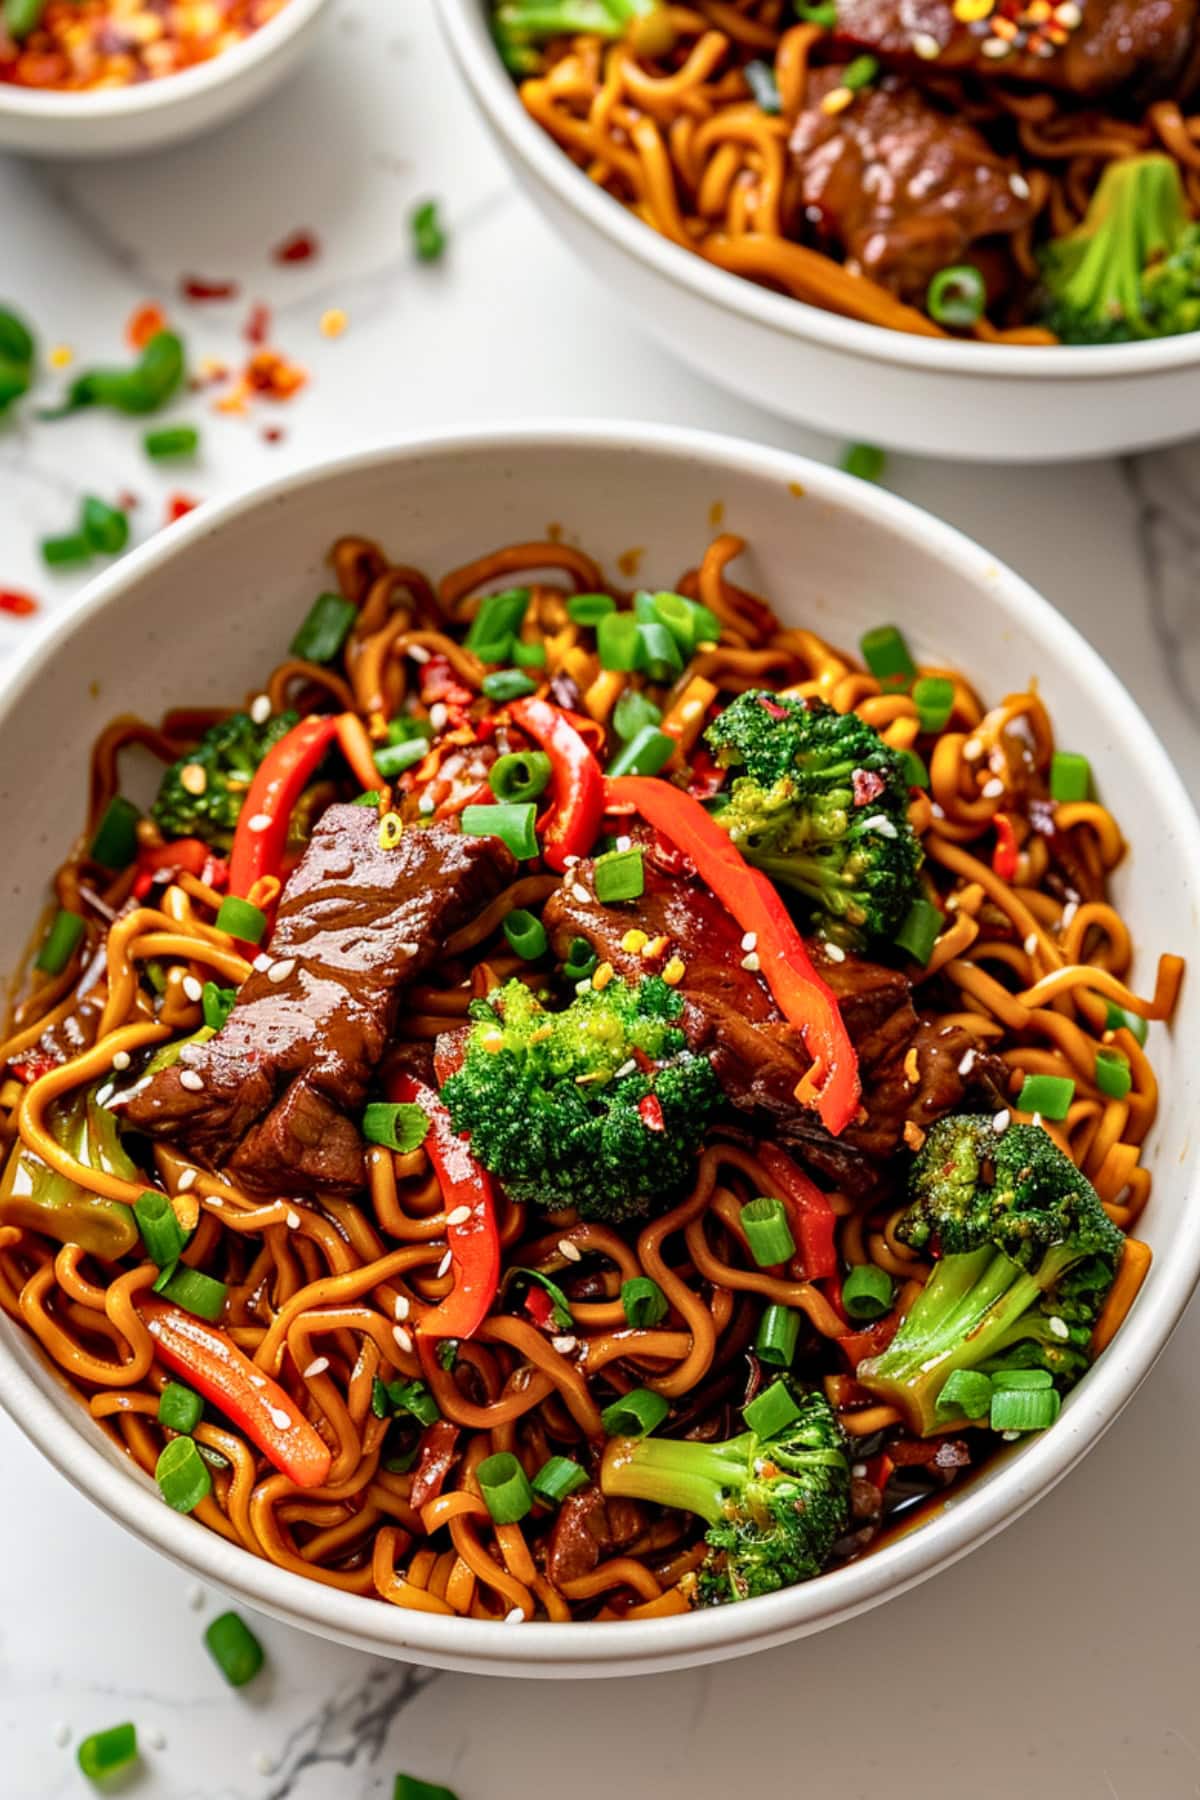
[177,1168,197,1191]
[180,762,207,796]
[981,35,1011,57]
[268,958,296,984]
[558,1237,582,1263]
[249,693,272,724]
[178,1042,202,1063]
[52,1721,71,1748]
[614,1059,637,1079]
[286,1209,301,1229]
[112,1049,131,1071]
[143,1727,166,1751]
[957,1048,977,1077]
[563,854,580,868]
[1060,900,1078,928]
[418,792,436,815]
[246,812,272,833]
[981,777,1005,800]
[1048,1316,1070,1341]
[437,1249,453,1278]
[824,943,847,964]
[1023,933,1039,954]
[207,1196,224,1209]
[179,1069,205,1092]
[741,951,761,972]
[146,1318,162,1337]
[394,1293,411,1320]
[429,702,449,732]
[912,29,941,57]
[182,975,204,1003]
[615,835,632,853]
[248,1373,264,1387]
[1010,172,1031,200]
[446,1204,472,1226]
[303,1356,330,1378]
[505,1606,526,1624]
[993,1109,1011,1133]
[740,931,757,952]
[186,1582,205,1610]
[253,1751,276,1776]
[851,1462,867,1479]
[1033,1111,1044,1128]
[861,813,898,838]
[393,1324,413,1354]
[252,952,272,972]
[964,739,984,761]
[551,1335,578,1354]
[407,643,431,664]
[930,802,946,819]
[267,1405,292,1431]
[398,940,421,955]
[571,882,590,905]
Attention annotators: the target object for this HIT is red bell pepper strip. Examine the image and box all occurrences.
[132,836,211,900]
[836,1314,899,1374]
[227,712,377,899]
[508,696,605,872]
[756,1142,838,1280]
[992,812,1019,882]
[389,1072,500,1341]
[138,1297,332,1488]
[605,776,860,1136]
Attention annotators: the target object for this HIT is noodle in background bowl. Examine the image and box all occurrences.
[0,422,1197,1676]
[440,0,1200,465]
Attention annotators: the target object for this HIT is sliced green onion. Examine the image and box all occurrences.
[81,495,130,556]
[566,593,616,625]
[144,424,199,459]
[512,637,547,668]
[1095,1048,1132,1100]
[89,795,141,869]
[481,667,538,703]
[895,897,943,966]
[1104,1000,1148,1046]
[613,688,662,742]
[388,715,434,747]
[601,1387,670,1438]
[842,443,886,483]
[503,908,548,960]
[1050,750,1090,802]
[1017,1073,1075,1120]
[795,0,836,20]
[501,1266,573,1329]
[157,1381,203,1434]
[353,789,381,807]
[912,675,955,734]
[842,1263,895,1321]
[152,1260,178,1294]
[155,1434,212,1512]
[635,621,684,682]
[740,1195,796,1267]
[362,1101,430,1153]
[77,1723,139,1785]
[158,1265,228,1322]
[860,622,915,689]
[436,1340,459,1371]
[204,1610,264,1687]
[594,845,645,903]
[531,1455,589,1506]
[35,908,85,975]
[375,736,429,778]
[935,1368,993,1420]
[411,199,447,263]
[926,264,986,328]
[562,937,598,983]
[647,591,719,653]
[390,1378,439,1426]
[41,532,92,568]
[135,1191,187,1268]
[489,750,552,805]
[394,1777,458,1800]
[3,0,47,40]
[465,587,529,655]
[900,748,930,790]
[990,1367,1054,1390]
[290,591,357,664]
[605,724,674,778]
[621,1276,668,1329]
[215,895,267,943]
[461,801,539,860]
[597,610,640,672]
[755,1303,800,1368]
[989,1385,1060,1432]
[743,1378,803,1439]
[477,1449,534,1523]
[744,57,781,112]
[201,981,236,1032]
[843,52,879,88]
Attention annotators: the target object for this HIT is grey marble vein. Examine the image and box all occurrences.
[1122,444,1200,724]
[260,1662,439,1799]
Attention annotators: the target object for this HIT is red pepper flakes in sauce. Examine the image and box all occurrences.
[1,0,290,92]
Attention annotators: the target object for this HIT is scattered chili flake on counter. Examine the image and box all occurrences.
[272,229,319,264]
[166,493,199,524]
[0,589,37,616]
[0,0,293,91]
[126,303,166,350]
[181,275,239,302]
[244,302,271,345]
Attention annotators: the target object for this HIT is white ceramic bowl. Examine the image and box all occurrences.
[0,422,1196,1677]
[440,0,1200,464]
[0,0,328,157]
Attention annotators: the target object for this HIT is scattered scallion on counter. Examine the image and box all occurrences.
[841,442,886,483]
[77,1722,139,1786]
[204,1610,265,1687]
[411,199,447,263]
[144,424,200,458]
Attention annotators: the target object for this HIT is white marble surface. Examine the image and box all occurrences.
[2,3,1200,1795]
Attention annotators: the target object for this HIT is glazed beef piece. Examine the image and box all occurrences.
[790,72,1036,301]
[830,0,1199,103]
[543,860,1002,1195]
[120,808,515,1195]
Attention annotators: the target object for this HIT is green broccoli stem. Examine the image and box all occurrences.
[601,1433,751,1526]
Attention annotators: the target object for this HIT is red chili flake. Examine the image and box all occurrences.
[244,302,271,346]
[758,696,789,720]
[272,229,320,264]
[166,493,200,524]
[116,490,140,512]
[126,302,166,349]
[0,589,38,617]
[180,275,239,302]
[992,812,1019,882]
[244,348,306,400]
[261,426,285,445]
[420,656,473,708]
[852,767,886,808]
[637,1093,665,1133]
[524,1286,554,1329]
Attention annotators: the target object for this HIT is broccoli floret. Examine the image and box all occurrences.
[492,0,670,75]
[600,1385,850,1605]
[151,710,298,851]
[856,1115,1124,1435]
[1039,153,1197,345]
[704,691,922,948]
[441,976,718,1223]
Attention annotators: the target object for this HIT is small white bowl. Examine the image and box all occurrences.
[0,0,328,157]
[0,422,1197,1677]
[440,0,1200,463]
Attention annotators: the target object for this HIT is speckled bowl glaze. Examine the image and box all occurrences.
[0,423,1196,1676]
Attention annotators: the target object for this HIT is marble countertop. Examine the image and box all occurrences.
[2,4,1200,1795]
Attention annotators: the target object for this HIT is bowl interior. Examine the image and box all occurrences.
[1,427,1196,1675]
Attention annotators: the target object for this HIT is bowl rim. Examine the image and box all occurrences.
[0,0,327,120]
[439,0,1200,385]
[1,418,1197,1673]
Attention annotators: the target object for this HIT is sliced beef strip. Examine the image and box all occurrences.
[119,808,515,1195]
[790,71,1037,301]
[830,0,1199,103]
[545,1486,615,1587]
[542,861,1002,1196]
